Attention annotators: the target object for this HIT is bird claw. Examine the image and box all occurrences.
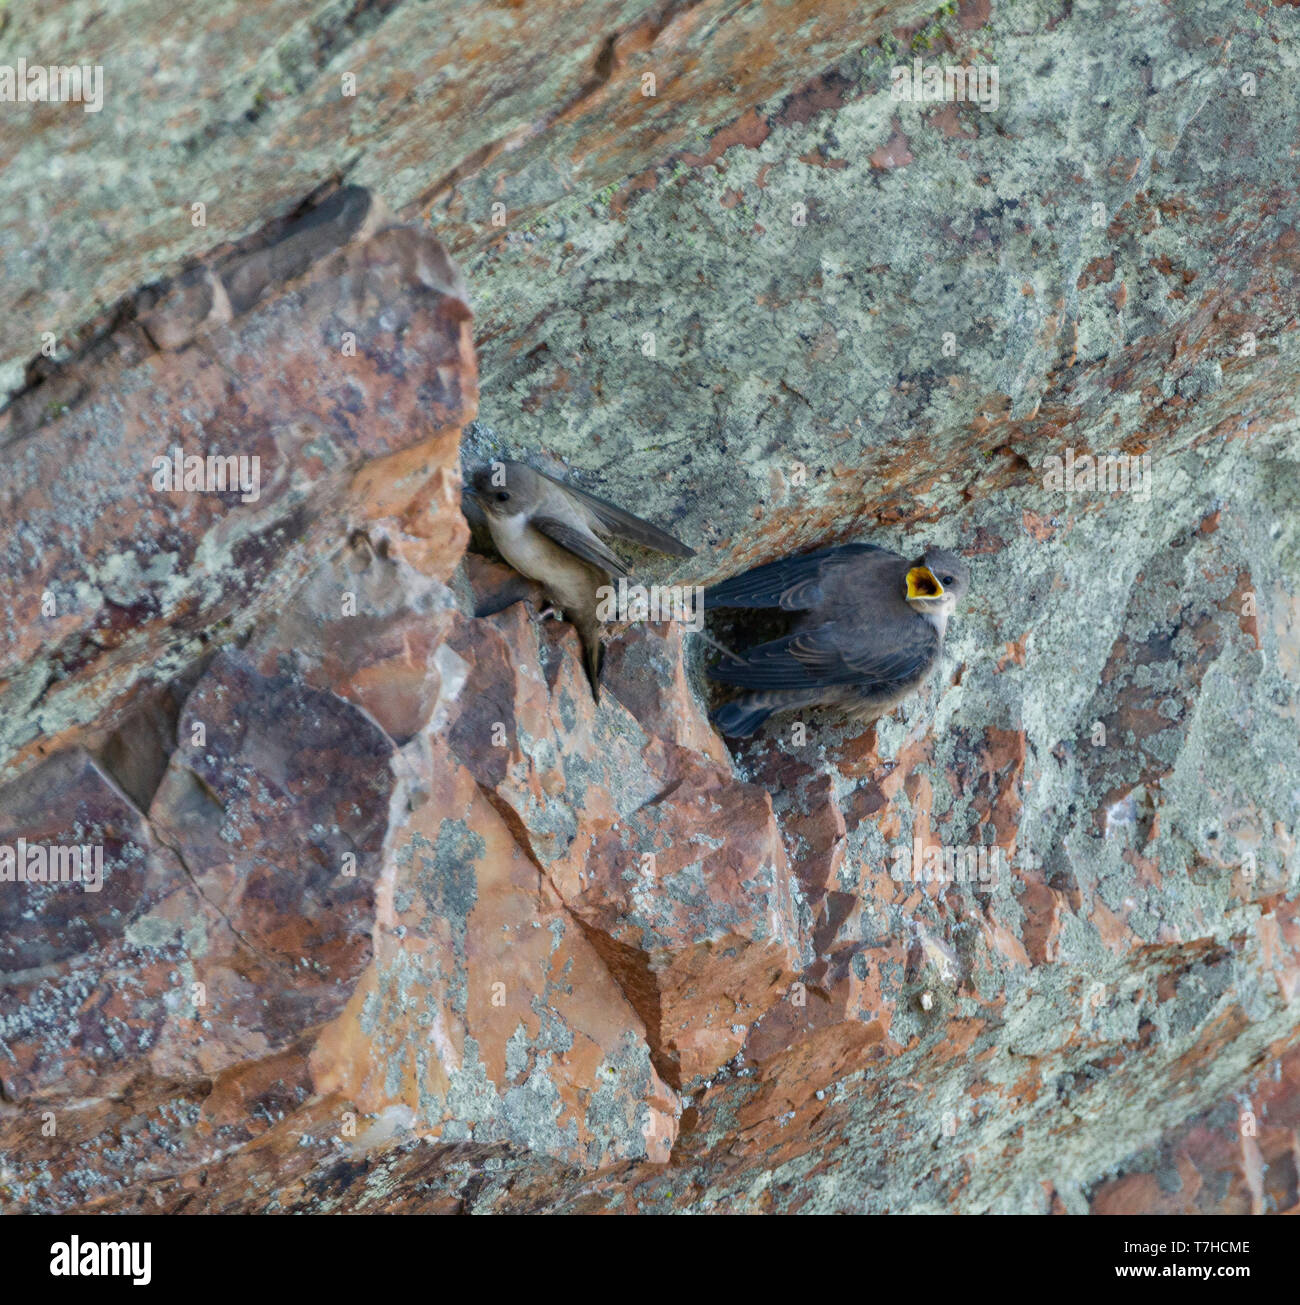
[535,603,564,622]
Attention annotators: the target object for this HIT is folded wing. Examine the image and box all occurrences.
[709,616,937,692]
[704,542,893,611]
[533,516,630,576]
[542,471,695,558]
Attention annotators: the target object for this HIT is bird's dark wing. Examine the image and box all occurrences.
[704,542,895,611]
[709,617,938,691]
[540,471,695,558]
[532,516,629,577]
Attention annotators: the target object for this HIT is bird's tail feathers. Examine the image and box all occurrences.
[575,618,603,703]
[711,696,775,738]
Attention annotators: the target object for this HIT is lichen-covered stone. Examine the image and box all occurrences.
[2,0,1300,1216]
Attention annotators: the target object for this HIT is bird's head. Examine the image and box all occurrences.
[904,548,970,619]
[467,459,542,520]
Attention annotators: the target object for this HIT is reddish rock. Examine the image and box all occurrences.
[0,750,186,1103]
[310,735,680,1167]
[1089,1042,1300,1215]
[442,573,805,1089]
[2,0,1300,1215]
[0,187,474,786]
[567,746,802,1087]
[146,649,397,1078]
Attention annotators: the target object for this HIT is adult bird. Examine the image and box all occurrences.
[467,459,694,700]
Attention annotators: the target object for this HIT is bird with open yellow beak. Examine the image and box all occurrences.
[705,542,970,737]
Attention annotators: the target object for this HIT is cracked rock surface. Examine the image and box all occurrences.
[2,0,1299,1213]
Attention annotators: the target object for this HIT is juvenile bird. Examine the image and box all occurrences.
[466,459,694,700]
[705,542,970,737]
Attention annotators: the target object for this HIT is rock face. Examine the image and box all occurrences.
[2,0,1300,1214]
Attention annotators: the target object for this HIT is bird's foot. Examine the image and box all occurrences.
[534,603,564,622]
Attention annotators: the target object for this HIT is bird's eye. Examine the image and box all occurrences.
[495,491,510,502]
[941,574,954,586]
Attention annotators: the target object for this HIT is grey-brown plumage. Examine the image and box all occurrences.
[467,459,694,700]
[706,542,970,736]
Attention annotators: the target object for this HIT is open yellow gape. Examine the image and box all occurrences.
[905,566,944,600]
